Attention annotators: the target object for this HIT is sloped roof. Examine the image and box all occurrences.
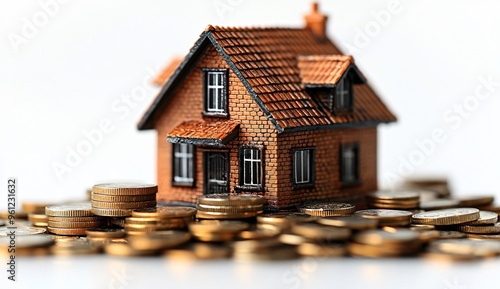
[138,26,396,133]
[152,56,183,86]
[167,119,239,146]
[297,55,364,85]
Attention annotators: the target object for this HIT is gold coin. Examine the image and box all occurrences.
[126,217,188,225]
[368,190,420,201]
[429,239,500,257]
[0,226,46,235]
[196,210,262,219]
[86,228,126,238]
[197,194,265,206]
[412,208,480,225]
[47,221,103,229]
[457,222,500,234]
[234,245,298,261]
[420,199,459,210]
[257,212,316,227]
[456,195,494,207]
[48,216,104,222]
[368,201,419,210]
[238,225,280,240]
[48,227,88,236]
[196,203,263,213]
[466,233,500,240]
[92,183,158,195]
[28,213,48,223]
[166,243,231,260]
[347,242,418,257]
[22,202,54,214]
[91,193,157,202]
[0,211,28,220]
[464,211,498,225]
[128,231,191,250]
[353,229,419,246]
[0,220,4,226]
[91,200,157,209]
[317,215,378,230]
[104,243,158,256]
[297,242,346,257]
[279,233,310,245]
[131,206,197,218]
[421,247,479,262]
[409,224,436,231]
[45,203,93,217]
[189,220,249,233]
[291,223,351,241]
[434,231,466,240]
[91,208,132,217]
[298,202,356,217]
[355,209,412,226]
[51,242,101,255]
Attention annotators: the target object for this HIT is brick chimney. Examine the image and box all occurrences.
[304,2,328,40]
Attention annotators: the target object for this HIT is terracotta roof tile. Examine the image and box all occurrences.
[297,55,353,85]
[167,119,240,146]
[153,57,183,86]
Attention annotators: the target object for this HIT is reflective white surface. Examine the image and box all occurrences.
[1,255,499,289]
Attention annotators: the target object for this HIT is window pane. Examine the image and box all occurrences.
[303,151,309,183]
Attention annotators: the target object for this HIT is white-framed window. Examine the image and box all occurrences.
[341,144,358,184]
[173,143,194,184]
[335,77,352,110]
[293,149,315,186]
[204,70,227,114]
[240,147,262,187]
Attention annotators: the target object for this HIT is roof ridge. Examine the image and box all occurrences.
[208,25,308,32]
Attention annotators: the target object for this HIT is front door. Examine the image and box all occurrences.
[204,151,229,194]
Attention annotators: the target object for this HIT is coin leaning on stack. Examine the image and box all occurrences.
[45,203,105,235]
[196,194,264,219]
[91,183,158,217]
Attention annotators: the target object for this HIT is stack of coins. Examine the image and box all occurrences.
[196,194,264,219]
[46,203,105,235]
[367,190,420,210]
[91,183,158,217]
[454,211,500,237]
[355,209,413,226]
[348,229,422,257]
[28,214,48,227]
[298,202,356,217]
[125,207,196,236]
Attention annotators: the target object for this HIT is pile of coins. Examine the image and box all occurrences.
[125,207,196,236]
[46,203,105,235]
[196,194,264,219]
[91,183,158,217]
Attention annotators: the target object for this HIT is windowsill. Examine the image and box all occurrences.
[341,180,361,188]
[172,181,195,188]
[292,183,315,190]
[235,185,263,192]
[202,112,229,118]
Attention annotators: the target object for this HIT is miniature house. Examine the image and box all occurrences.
[138,3,396,209]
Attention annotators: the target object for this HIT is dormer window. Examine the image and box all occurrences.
[203,68,228,116]
[335,76,352,111]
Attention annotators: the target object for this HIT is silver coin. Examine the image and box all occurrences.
[0,234,53,248]
[0,226,46,236]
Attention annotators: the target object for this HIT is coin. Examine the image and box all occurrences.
[197,194,265,206]
[317,215,378,230]
[368,190,420,201]
[47,221,103,229]
[238,225,280,240]
[353,229,420,246]
[291,223,351,241]
[0,227,46,235]
[47,227,88,236]
[104,243,158,256]
[166,243,231,260]
[0,211,28,220]
[91,200,157,209]
[196,210,262,219]
[86,228,126,238]
[0,234,54,248]
[297,242,346,257]
[132,207,197,218]
[128,231,191,250]
[0,220,5,226]
[429,239,500,257]
[91,193,157,202]
[279,233,310,245]
[48,216,104,222]
[257,212,316,228]
[347,242,419,257]
[197,203,263,213]
[92,183,158,195]
[355,209,413,226]
[412,208,480,225]
[457,222,500,234]
[420,199,459,210]
[45,203,93,217]
[464,211,498,225]
[466,233,500,240]
[298,202,356,217]
[91,208,132,217]
[51,242,101,255]
[456,195,494,207]
[189,220,249,233]
[22,202,54,214]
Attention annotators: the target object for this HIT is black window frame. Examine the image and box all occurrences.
[202,68,229,117]
[340,143,360,186]
[292,147,316,189]
[334,74,353,113]
[171,143,196,187]
[236,145,264,192]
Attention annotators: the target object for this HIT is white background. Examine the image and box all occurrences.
[2,0,500,206]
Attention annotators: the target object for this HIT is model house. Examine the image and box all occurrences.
[138,3,396,209]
